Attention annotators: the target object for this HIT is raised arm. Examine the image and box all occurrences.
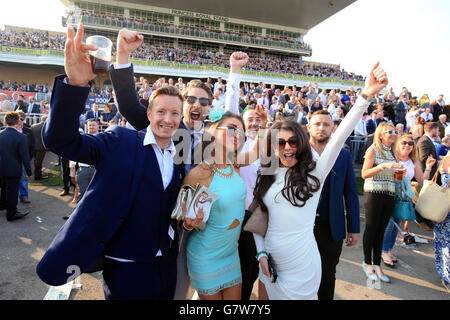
[225,52,248,115]
[109,28,148,131]
[316,62,388,180]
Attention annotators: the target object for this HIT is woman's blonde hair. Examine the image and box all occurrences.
[373,121,396,153]
[394,133,417,163]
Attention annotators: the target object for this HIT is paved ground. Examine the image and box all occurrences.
[0,152,448,300]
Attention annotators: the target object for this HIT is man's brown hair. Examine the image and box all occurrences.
[4,111,20,126]
[148,85,184,111]
[424,122,439,133]
[181,79,214,102]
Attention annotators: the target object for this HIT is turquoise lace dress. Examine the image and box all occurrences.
[186,165,246,296]
[434,171,450,284]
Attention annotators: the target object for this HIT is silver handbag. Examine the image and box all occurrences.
[171,184,195,221]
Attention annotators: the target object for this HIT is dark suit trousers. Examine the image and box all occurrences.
[34,150,46,179]
[102,256,177,300]
[60,157,71,191]
[314,218,343,300]
[0,176,20,217]
[238,211,259,300]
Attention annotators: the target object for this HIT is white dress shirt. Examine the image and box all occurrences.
[421,112,433,122]
[354,119,367,136]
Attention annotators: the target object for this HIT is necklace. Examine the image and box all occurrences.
[204,160,234,179]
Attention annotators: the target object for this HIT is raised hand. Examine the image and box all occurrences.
[363,62,389,97]
[425,154,436,170]
[116,28,144,65]
[230,51,249,74]
[255,104,269,127]
[64,23,98,87]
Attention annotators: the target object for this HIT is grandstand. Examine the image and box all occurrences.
[0,0,364,94]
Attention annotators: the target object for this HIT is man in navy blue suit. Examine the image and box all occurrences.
[85,103,102,121]
[35,23,202,300]
[0,111,32,221]
[308,110,360,300]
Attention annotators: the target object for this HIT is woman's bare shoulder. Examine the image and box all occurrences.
[183,162,213,187]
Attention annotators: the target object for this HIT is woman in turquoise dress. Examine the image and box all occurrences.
[182,108,266,299]
[435,153,450,292]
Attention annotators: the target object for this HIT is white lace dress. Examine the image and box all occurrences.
[253,96,370,300]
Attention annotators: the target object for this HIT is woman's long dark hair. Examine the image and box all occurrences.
[253,120,321,209]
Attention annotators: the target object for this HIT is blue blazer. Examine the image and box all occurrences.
[325,149,360,241]
[85,110,102,120]
[36,76,181,286]
[0,127,32,177]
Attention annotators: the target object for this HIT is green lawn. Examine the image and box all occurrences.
[29,168,62,187]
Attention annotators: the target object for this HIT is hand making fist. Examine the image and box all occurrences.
[230,51,249,73]
[116,28,144,65]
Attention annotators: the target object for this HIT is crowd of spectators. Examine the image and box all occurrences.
[0,27,364,81]
[0,80,50,93]
[70,10,310,48]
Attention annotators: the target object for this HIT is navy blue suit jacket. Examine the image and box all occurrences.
[36,76,181,286]
[85,110,102,120]
[366,119,377,135]
[323,149,360,241]
[0,127,32,177]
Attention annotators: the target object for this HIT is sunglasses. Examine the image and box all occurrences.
[401,141,414,146]
[384,130,399,135]
[278,136,298,149]
[184,95,211,107]
[217,126,245,137]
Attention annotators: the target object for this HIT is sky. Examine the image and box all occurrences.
[0,0,449,101]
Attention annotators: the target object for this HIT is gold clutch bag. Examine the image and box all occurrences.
[171,184,195,221]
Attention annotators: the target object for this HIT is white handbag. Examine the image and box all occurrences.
[415,164,450,223]
[171,184,195,221]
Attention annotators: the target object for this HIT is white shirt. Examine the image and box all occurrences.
[421,112,433,122]
[143,126,176,190]
[212,96,225,111]
[239,137,261,209]
[354,119,367,136]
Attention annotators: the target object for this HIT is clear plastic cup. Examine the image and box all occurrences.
[394,167,406,181]
[86,35,112,75]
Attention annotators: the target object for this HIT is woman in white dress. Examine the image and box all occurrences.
[252,62,389,300]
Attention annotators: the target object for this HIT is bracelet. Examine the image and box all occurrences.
[256,251,268,259]
[182,222,193,232]
[257,135,264,139]
[425,168,431,172]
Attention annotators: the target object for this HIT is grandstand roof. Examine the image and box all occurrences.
[117,0,356,31]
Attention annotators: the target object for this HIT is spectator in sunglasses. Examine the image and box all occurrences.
[182,109,266,300]
[252,62,389,300]
[381,134,436,267]
[361,122,403,283]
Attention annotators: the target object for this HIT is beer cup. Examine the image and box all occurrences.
[86,35,112,75]
[394,167,406,182]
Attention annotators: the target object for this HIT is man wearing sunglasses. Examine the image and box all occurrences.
[308,110,360,300]
[110,28,214,177]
